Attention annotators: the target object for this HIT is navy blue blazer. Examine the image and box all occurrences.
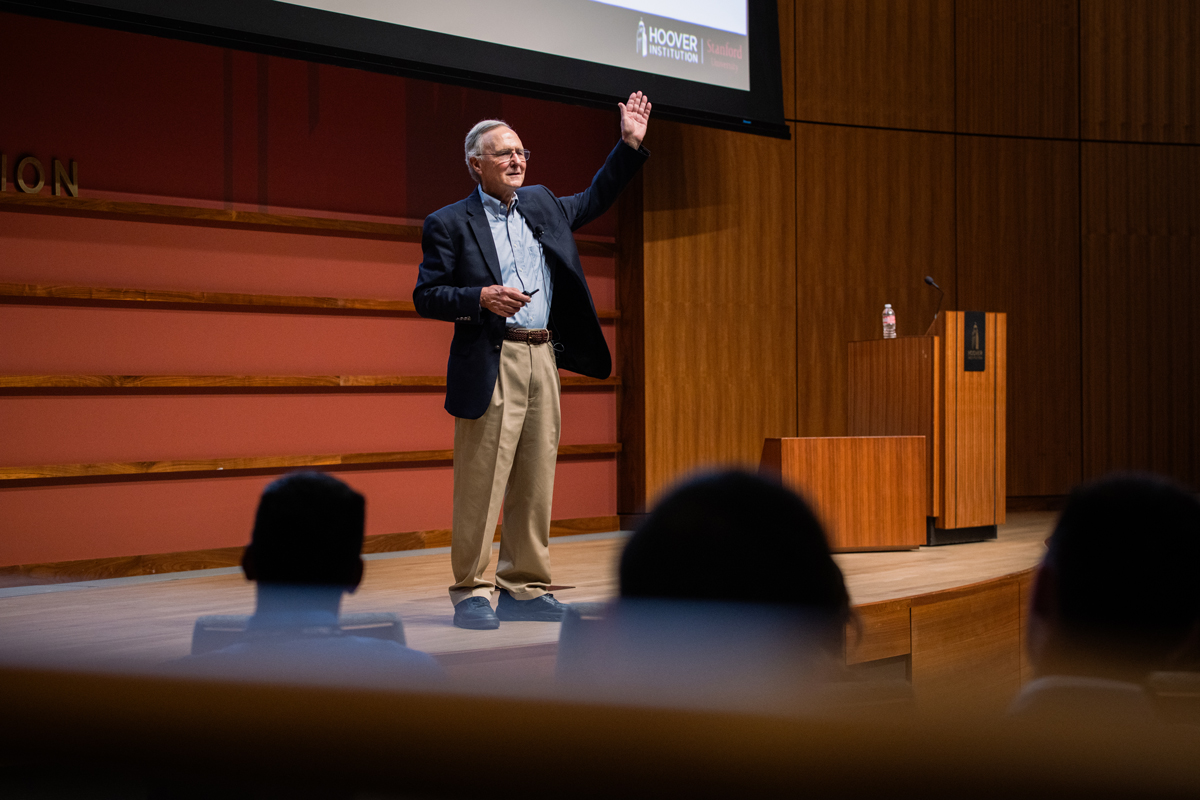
[414,141,649,419]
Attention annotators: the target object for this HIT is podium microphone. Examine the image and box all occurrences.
[924,276,944,336]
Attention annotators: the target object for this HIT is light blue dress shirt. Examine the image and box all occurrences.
[478,185,551,330]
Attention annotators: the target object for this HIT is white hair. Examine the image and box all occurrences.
[464,119,512,183]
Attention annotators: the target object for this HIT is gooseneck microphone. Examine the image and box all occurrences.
[924,276,944,336]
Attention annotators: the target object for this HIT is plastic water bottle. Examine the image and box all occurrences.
[882,304,896,339]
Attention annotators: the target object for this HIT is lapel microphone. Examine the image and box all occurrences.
[533,225,545,240]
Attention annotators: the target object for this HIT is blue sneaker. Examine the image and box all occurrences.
[496,591,569,622]
[453,596,499,630]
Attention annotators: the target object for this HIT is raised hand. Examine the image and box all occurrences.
[619,91,651,150]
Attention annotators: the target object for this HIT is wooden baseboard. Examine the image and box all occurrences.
[1006,495,1067,512]
[0,515,622,589]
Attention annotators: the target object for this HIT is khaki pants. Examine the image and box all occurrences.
[449,339,560,605]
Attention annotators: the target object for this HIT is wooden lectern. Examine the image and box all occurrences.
[848,311,1007,544]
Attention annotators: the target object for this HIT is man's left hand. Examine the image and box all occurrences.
[619,91,651,150]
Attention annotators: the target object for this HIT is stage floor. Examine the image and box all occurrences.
[0,512,1053,667]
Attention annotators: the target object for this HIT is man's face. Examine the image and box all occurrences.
[472,127,526,200]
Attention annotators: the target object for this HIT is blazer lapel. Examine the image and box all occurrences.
[466,190,503,285]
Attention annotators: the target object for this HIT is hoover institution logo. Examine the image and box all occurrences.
[964,312,987,372]
[636,17,700,64]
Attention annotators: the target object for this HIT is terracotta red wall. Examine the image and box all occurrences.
[0,12,621,566]
[2,13,622,227]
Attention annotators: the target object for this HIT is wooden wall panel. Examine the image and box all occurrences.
[641,121,796,503]
[956,136,1082,496]
[1018,568,1035,684]
[794,124,956,437]
[1082,0,1200,143]
[635,1,1200,517]
[779,0,796,121]
[794,0,954,130]
[956,0,1080,138]
[1081,143,1200,486]
[911,577,1022,713]
[846,598,912,665]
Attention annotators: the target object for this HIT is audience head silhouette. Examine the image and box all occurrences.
[1030,472,1200,679]
[242,471,366,590]
[174,470,444,685]
[619,470,850,649]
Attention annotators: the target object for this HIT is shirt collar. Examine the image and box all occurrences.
[478,185,517,219]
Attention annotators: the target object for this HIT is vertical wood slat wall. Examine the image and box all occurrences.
[956,137,1081,495]
[1081,143,1200,481]
[634,121,798,505]
[623,0,1200,508]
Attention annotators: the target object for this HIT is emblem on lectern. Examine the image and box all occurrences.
[964,312,986,372]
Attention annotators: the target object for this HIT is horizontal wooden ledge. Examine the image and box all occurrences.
[0,192,619,256]
[0,515,623,586]
[0,191,421,239]
[0,282,621,321]
[0,442,622,482]
[0,374,620,390]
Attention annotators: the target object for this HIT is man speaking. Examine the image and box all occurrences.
[414,92,651,630]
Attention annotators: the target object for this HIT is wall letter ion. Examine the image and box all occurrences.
[53,159,78,197]
[16,156,44,194]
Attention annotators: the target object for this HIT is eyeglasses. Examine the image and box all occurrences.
[481,149,531,162]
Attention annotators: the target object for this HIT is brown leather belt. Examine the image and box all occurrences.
[504,327,552,345]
